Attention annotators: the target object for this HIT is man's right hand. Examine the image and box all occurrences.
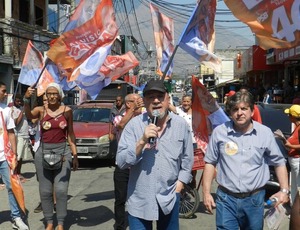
[203,192,216,214]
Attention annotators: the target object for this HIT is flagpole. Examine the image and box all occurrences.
[33,58,50,87]
[162,2,199,81]
[161,44,179,80]
[12,81,20,101]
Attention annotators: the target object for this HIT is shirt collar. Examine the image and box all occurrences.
[227,120,257,135]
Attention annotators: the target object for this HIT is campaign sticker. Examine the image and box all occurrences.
[225,141,238,156]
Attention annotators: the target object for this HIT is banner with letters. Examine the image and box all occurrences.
[47,0,118,80]
[224,0,300,49]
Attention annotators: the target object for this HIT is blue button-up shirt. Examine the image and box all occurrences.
[205,120,286,193]
[116,112,193,220]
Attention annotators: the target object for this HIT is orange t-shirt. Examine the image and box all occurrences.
[287,125,300,158]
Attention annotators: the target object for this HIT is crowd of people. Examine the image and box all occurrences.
[1,79,300,230]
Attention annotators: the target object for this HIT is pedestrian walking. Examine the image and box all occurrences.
[284,105,300,204]
[113,93,143,230]
[11,94,30,182]
[116,79,193,230]
[203,91,290,229]
[0,81,29,230]
[24,83,79,230]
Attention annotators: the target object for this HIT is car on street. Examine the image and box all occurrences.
[72,100,117,160]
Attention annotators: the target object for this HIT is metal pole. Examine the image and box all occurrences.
[161,44,179,81]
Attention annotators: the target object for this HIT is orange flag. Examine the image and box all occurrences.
[192,76,211,153]
[150,3,174,79]
[0,112,25,213]
[224,0,300,49]
[37,68,55,96]
[47,0,118,80]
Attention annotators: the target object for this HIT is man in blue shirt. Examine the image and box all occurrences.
[116,79,193,230]
[203,91,290,229]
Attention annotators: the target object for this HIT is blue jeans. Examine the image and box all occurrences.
[216,188,265,230]
[128,193,180,230]
[0,160,21,219]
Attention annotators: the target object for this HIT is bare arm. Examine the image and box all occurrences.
[269,165,290,206]
[66,108,78,171]
[202,163,216,214]
[117,109,135,130]
[8,129,17,155]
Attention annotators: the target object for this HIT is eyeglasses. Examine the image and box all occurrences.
[46,93,59,97]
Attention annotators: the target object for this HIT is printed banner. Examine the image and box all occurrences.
[46,60,77,91]
[18,41,44,86]
[150,3,174,79]
[47,0,118,80]
[36,69,55,97]
[192,76,211,153]
[224,0,300,49]
[74,51,139,99]
[178,0,221,73]
[63,0,98,32]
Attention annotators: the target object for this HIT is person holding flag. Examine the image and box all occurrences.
[0,81,29,230]
[24,83,78,230]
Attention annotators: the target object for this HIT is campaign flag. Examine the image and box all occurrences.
[191,76,211,153]
[63,0,95,32]
[0,112,25,213]
[36,69,55,97]
[224,0,300,49]
[18,41,44,86]
[47,0,118,80]
[178,0,221,73]
[46,60,77,91]
[150,3,175,79]
[74,51,139,100]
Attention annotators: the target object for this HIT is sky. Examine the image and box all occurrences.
[72,0,256,75]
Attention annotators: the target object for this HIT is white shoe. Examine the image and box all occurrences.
[12,217,29,230]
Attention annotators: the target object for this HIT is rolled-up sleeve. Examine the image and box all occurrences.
[116,118,143,169]
[208,107,230,129]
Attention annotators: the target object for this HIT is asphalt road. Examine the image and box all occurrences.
[0,156,290,230]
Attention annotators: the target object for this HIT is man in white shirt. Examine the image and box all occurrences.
[0,82,29,230]
[11,94,30,182]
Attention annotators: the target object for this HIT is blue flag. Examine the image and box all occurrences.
[178,0,221,73]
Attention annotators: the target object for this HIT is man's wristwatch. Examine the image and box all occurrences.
[280,188,290,195]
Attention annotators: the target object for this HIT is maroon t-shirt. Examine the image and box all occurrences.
[41,113,67,143]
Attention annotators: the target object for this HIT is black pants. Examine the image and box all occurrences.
[114,166,129,230]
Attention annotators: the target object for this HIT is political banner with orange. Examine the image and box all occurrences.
[74,51,139,99]
[47,0,118,80]
[18,41,44,86]
[37,68,55,96]
[224,0,300,49]
[150,3,174,79]
[178,0,221,73]
[191,76,210,153]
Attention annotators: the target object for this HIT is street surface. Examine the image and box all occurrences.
[0,155,290,230]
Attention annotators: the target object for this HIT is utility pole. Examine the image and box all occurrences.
[57,0,60,33]
[29,0,35,25]
[70,0,76,12]
[4,0,12,56]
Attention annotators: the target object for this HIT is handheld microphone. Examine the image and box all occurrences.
[149,110,160,144]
